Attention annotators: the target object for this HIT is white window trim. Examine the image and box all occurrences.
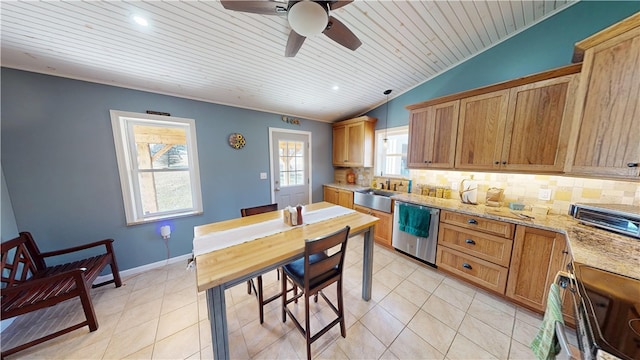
[110,110,203,225]
[374,125,409,177]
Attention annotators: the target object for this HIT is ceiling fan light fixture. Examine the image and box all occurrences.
[288,1,328,37]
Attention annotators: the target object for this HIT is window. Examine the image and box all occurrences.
[110,110,203,225]
[278,140,305,186]
[374,126,409,177]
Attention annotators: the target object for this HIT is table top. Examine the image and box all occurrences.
[194,202,379,292]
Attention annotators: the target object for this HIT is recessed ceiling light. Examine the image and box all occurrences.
[332,85,339,91]
[133,15,148,27]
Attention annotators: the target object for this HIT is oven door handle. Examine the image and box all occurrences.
[555,322,574,359]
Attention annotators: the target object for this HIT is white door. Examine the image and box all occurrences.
[269,128,311,208]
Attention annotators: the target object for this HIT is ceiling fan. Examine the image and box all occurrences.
[220,0,362,57]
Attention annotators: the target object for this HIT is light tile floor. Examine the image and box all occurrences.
[2,235,578,359]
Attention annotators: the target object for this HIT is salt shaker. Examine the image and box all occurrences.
[296,205,303,225]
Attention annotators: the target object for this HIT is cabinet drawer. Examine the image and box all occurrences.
[441,211,515,238]
[438,223,513,267]
[436,246,509,294]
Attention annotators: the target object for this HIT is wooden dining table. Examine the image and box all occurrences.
[194,201,379,360]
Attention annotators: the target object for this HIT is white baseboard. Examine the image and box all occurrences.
[94,253,193,285]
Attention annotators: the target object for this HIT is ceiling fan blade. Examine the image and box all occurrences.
[329,1,353,10]
[323,16,362,51]
[285,30,306,57]
[220,0,285,15]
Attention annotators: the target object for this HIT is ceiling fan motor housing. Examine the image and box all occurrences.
[288,1,329,37]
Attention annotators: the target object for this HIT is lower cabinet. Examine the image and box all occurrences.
[436,211,515,294]
[323,186,353,209]
[505,226,569,313]
[353,205,393,248]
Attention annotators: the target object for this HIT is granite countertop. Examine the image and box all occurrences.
[391,193,640,280]
[323,183,371,191]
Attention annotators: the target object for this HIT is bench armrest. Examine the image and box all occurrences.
[39,239,115,258]
[1,268,87,298]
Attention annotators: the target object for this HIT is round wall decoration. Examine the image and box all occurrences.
[228,133,246,149]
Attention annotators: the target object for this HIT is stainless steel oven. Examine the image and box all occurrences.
[566,262,640,360]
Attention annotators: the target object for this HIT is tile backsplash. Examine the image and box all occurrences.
[409,170,639,214]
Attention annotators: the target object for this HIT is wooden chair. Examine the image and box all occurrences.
[1,231,122,358]
[281,226,350,360]
[240,203,279,324]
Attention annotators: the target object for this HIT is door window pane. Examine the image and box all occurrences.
[279,140,305,186]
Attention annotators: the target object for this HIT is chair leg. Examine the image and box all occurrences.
[337,279,346,338]
[305,292,312,360]
[247,280,252,294]
[78,279,99,331]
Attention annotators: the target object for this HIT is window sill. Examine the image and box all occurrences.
[126,211,204,226]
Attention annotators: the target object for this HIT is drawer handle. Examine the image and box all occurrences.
[462,263,472,270]
[467,219,478,225]
[627,162,639,167]
[465,239,476,245]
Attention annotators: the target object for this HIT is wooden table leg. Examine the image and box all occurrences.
[361,225,374,301]
[206,285,229,360]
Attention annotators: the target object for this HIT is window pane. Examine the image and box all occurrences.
[139,171,193,215]
[279,140,305,187]
[133,125,188,170]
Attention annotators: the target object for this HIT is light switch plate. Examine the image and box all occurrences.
[260,172,267,180]
[538,189,552,201]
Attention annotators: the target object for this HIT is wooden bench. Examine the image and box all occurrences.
[1,231,122,358]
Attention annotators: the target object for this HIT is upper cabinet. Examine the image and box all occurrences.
[407,100,460,169]
[567,13,640,179]
[455,75,578,172]
[501,74,578,172]
[332,116,377,167]
[455,90,510,170]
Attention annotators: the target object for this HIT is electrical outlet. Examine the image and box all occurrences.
[538,189,552,201]
[260,172,267,179]
[451,181,459,191]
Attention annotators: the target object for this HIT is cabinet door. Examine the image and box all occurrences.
[323,186,339,205]
[570,26,640,178]
[353,205,392,247]
[506,226,567,312]
[338,189,353,209]
[346,122,365,166]
[501,74,578,172]
[407,107,431,167]
[332,126,347,166]
[455,90,510,170]
[407,101,459,169]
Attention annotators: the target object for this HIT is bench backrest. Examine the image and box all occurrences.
[1,232,45,288]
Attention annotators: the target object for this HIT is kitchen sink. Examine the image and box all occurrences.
[354,188,394,213]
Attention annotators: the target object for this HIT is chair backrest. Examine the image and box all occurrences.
[304,226,350,288]
[1,232,44,288]
[240,203,278,217]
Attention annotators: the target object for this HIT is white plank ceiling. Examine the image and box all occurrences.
[1,0,576,122]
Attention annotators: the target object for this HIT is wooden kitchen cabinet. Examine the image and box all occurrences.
[437,210,515,294]
[568,14,640,179]
[407,100,459,169]
[455,90,510,170]
[323,185,353,209]
[455,75,577,172]
[506,226,568,312]
[501,74,578,172]
[332,116,377,167]
[354,204,393,247]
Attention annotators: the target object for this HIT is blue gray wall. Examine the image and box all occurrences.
[2,1,639,271]
[368,1,640,129]
[1,71,334,270]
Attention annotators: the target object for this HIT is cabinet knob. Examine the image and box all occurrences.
[502,161,507,165]
[467,219,478,225]
[627,162,639,167]
[494,161,499,165]
[465,239,476,245]
[562,250,569,254]
[462,263,472,270]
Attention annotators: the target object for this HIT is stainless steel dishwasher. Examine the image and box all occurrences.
[392,201,440,266]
